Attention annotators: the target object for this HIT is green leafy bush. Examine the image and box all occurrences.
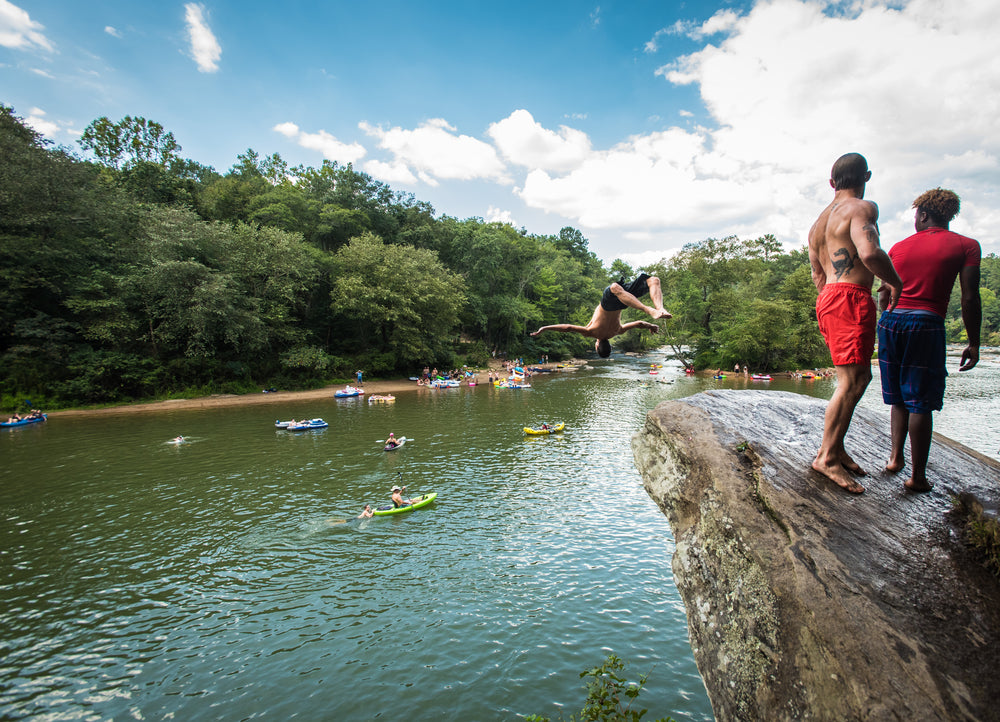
[525,654,675,722]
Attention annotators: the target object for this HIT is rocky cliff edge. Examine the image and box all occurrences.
[632,390,1000,722]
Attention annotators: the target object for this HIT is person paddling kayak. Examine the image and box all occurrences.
[391,485,413,508]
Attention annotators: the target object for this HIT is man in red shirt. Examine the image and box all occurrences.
[877,188,982,492]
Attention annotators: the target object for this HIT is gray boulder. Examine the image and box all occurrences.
[632,390,1000,721]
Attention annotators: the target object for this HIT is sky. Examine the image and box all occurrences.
[2,0,998,265]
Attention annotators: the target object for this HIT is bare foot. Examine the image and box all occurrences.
[884,459,905,474]
[840,452,867,477]
[904,477,932,493]
[652,309,672,320]
[812,459,866,494]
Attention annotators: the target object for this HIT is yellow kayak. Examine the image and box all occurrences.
[523,423,565,435]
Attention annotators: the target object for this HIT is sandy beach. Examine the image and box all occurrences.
[42,358,828,419]
[47,360,586,418]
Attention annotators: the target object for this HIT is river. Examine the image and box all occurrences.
[2,349,997,721]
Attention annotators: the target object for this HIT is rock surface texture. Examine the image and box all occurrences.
[632,390,1000,722]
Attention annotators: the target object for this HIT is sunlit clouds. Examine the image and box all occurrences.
[184,3,221,73]
[273,122,366,164]
[6,0,998,264]
[359,118,510,186]
[279,0,998,261]
[487,109,591,173]
[0,0,53,51]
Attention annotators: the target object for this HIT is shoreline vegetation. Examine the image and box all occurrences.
[3,107,998,414]
[47,357,835,419]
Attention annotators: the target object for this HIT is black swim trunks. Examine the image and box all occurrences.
[600,273,651,312]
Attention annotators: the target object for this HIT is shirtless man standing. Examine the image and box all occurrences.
[808,153,902,493]
[529,274,672,358]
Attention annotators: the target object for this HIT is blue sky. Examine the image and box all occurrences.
[3,0,998,264]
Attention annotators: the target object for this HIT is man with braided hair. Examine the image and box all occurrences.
[877,188,982,492]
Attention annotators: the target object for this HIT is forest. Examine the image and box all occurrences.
[2,105,998,409]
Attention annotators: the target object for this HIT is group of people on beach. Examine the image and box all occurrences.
[531,152,982,496]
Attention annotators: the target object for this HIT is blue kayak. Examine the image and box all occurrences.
[1,414,47,428]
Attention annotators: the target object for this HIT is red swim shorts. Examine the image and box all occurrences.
[815,282,876,365]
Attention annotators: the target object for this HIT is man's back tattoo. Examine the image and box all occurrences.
[832,248,857,279]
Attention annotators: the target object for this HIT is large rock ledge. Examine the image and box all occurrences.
[632,390,1000,722]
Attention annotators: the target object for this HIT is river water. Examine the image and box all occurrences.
[2,349,997,721]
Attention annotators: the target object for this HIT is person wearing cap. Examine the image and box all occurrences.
[385,432,399,449]
[391,485,412,508]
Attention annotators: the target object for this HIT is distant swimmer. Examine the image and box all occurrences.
[530,273,671,358]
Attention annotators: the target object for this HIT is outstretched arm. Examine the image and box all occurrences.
[620,320,660,334]
[530,324,591,337]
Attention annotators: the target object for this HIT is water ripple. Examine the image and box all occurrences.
[30,356,982,719]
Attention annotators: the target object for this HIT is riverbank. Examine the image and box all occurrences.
[43,358,831,418]
[47,359,588,418]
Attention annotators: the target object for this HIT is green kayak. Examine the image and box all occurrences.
[373,492,437,516]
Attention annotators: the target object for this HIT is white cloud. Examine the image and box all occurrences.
[510,0,1000,261]
[24,108,58,136]
[487,109,591,173]
[273,122,299,138]
[690,9,741,39]
[272,122,367,164]
[485,206,517,225]
[184,3,221,73]
[104,25,122,38]
[360,118,509,184]
[0,0,53,51]
[23,107,77,139]
[646,10,739,53]
[364,159,418,185]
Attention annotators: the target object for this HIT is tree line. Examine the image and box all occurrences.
[2,106,997,409]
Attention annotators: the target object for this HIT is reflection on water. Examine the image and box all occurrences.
[1,349,996,721]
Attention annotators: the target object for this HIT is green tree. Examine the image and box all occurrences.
[79,115,181,169]
[658,236,830,370]
[330,233,465,371]
[1,105,130,399]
